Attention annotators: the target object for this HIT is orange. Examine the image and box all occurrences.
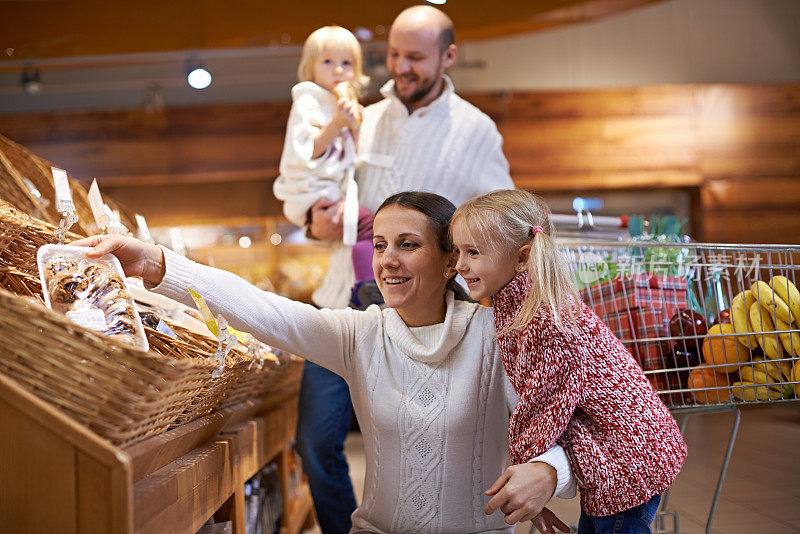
[688,364,732,404]
[702,323,750,373]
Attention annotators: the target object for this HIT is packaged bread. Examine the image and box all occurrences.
[37,244,149,351]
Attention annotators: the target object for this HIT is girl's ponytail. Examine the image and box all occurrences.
[509,229,579,333]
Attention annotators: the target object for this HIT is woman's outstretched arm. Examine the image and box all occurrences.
[73,235,363,377]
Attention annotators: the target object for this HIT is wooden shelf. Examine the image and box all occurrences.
[0,372,315,534]
[281,483,314,534]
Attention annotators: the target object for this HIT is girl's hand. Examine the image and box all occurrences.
[70,234,166,286]
[484,462,558,524]
[532,507,570,534]
[333,98,361,132]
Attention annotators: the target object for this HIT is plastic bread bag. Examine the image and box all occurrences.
[36,244,149,352]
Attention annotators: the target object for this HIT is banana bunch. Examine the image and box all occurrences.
[727,275,799,402]
[733,276,800,358]
[731,381,784,401]
[735,357,795,400]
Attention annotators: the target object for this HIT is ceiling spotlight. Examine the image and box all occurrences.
[21,66,43,95]
[354,27,373,41]
[186,58,211,90]
[238,236,252,249]
[426,0,446,4]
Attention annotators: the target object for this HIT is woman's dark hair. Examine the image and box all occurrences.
[375,191,471,301]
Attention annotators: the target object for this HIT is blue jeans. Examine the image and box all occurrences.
[578,494,661,534]
[295,360,357,534]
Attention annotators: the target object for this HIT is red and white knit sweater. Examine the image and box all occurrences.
[493,272,687,517]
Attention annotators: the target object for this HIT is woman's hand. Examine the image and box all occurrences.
[70,234,166,286]
[484,462,558,525]
[531,507,570,534]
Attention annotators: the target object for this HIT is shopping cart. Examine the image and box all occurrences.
[559,240,800,534]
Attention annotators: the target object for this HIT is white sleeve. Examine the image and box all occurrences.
[504,375,520,413]
[150,246,362,378]
[529,445,577,500]
[475,121,514,195]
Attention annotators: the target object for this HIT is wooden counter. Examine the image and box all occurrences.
[0,372,314,534]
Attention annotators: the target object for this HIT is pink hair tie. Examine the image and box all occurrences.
[530,226,544,237]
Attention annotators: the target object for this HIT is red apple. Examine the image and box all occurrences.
[711,309,732,327]
[669,309,708,353]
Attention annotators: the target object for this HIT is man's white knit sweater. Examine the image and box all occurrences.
[308,76,513,309]
[153,248,572,534]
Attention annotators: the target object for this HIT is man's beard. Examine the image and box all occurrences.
[394,73,438,106]
[393,58,442,106]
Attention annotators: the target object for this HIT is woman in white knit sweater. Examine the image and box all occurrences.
[75,192,573,534]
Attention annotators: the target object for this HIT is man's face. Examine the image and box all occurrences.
[386,24,447,107]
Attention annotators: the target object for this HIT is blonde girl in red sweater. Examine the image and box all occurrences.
[451,189,687,534]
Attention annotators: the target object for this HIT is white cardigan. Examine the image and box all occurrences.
[309,76,514,309]
[153,248,573,534]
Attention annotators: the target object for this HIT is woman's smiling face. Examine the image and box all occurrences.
[372,205,453,327]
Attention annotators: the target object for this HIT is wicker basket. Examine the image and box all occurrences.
[0,288,213,446]
[0,200,81,273]
[0,134,95,235]
[0,265,45,304]
[144,326,224,426]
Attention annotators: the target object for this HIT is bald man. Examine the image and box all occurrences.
[293,7,513,533]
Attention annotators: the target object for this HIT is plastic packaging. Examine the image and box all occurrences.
[36,244,149,351]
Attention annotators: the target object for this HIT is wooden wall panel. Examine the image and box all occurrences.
[0,82,798,243]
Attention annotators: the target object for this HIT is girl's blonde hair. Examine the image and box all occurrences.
[451,189,580,332]
[297,26,370,95]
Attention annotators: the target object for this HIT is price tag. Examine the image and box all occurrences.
[88,179,109,230]
[51,167,75,215]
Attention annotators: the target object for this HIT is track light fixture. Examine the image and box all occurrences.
[21,65,43,95]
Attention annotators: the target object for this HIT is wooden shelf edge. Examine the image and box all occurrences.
[126,386,300,482]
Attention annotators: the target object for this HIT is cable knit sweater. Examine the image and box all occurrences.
[492,272,687,517]
[308,75,513,309]
[152,248,573,533]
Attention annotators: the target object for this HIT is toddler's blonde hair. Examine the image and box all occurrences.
[297,26,369,95]
[452,189,580,332]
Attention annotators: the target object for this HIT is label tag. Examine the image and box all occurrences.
[188,288,219,337]
[51,167,75,215]
[187,288,249,343]
[342,167,358,246]
[155,318,177,338]
[135,214,153,243]
[66,308,107,331]
[88,179,109,230]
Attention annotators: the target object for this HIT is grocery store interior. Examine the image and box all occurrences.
[1,0,799,533]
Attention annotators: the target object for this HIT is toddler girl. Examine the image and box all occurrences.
[451,189,687,534]
[273,26,375,298]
